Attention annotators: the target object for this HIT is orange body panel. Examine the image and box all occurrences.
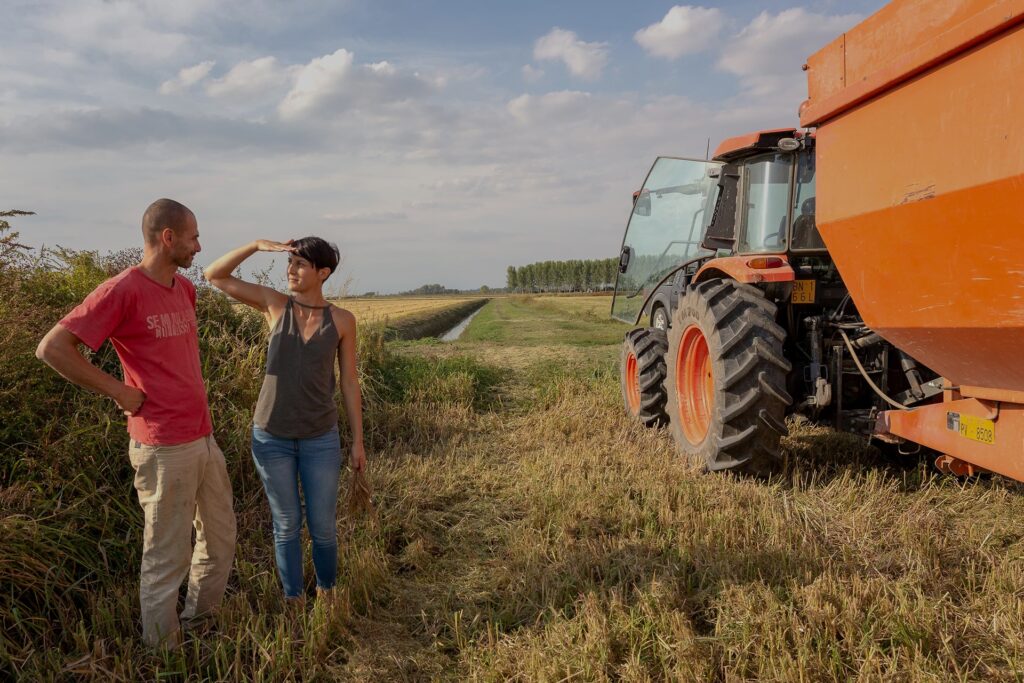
[712,129,795,160]
[882,398,1024,482]
[802,0,1024,127]
[959,386,1024,404]
[694,256,795,285]
[815,20,1024,393]
[805,34,845,111]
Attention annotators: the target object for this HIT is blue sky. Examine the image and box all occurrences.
[2,0,886,294]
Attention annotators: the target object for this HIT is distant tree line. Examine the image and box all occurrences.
[506,258,619,293]
[399,283,465,295]
[370,257,628,297]
[360,284,496,297]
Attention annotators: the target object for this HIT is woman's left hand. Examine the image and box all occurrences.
[254,239,295,253]
[350,443,367,472]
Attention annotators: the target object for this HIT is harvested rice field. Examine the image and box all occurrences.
[331,296,487,326]
[5,291,1024,681]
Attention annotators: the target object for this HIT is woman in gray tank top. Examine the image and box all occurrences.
[204,236,366,604]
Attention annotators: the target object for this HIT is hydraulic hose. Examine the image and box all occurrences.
[837,329,909,411]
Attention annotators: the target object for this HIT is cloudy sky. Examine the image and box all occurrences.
[3,0,885,294]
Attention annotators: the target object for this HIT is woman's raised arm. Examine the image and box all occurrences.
[204,240,293,313]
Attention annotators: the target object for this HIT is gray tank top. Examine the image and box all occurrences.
[253,297,339,438]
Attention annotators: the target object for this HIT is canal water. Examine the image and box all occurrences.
[440,307,484,341]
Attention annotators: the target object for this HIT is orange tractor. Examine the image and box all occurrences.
[614,0,1024,481]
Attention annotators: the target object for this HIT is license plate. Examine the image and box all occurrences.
[947,412,995,445]
[791,280,815,304]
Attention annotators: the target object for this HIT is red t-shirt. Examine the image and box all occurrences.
[60,267,212,446]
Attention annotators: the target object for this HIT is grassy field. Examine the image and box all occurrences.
[4,285,1024,680]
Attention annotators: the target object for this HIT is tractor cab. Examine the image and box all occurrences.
[707,128,824,255]
[612,128,825,328]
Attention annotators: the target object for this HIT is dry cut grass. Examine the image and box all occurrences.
[5,292,1024,681]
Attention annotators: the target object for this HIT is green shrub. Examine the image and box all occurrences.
[0,220,504,676]
[0,234,279,666]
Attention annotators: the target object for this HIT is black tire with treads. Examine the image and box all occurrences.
[665,279,792,476]
[619,327,669,427]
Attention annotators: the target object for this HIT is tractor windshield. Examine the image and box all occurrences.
[612,157,721,324]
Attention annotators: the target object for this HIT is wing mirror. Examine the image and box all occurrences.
[618,245,633,273]
[632,189,651,216]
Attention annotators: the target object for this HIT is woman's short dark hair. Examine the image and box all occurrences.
[291,236,340,277]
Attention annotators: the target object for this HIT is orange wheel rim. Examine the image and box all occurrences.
[676,325,713,444]
[625,351,641,414]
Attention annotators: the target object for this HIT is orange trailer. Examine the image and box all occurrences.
[801,0,1024,480]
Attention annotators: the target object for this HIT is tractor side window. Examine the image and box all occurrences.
[739,154,792,253]
[790,149,825,250]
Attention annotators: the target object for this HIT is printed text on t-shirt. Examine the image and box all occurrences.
[146,311,194,339]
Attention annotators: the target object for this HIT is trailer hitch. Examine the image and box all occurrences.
[934,454,989,477]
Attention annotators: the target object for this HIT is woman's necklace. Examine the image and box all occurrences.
[291,297,329,339]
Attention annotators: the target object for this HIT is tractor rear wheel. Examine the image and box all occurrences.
[620,327,669,427]
[665,279,792,475]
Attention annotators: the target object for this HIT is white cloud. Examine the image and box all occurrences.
[205,56,290,98]
[634,6,725,59]
[277,49,354,119]
[3,85,772,293]
[420,175,506,196]
[1,106,311,153]
[159,61,216,95]
[522,64,545,83]
[507,90,593,125]
[25,0,359,77]
[533,28,608,81]
[404,199,441,210]
[278,49,434,120]
[40,48,83,69]
[40,1,191,62]
[718,8,861,100]
[324,210,408,224]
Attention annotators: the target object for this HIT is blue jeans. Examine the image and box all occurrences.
[251,425,341,598]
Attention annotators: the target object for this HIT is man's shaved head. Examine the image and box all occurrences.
[142,198,195,246]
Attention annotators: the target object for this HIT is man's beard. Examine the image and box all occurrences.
[173,252,194,268]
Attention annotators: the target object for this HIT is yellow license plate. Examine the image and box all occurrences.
[947,412,995,445]
[791,280,815,304]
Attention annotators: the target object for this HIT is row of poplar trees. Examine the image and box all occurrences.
[506,258,619,293]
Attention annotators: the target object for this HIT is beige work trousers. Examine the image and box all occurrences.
[128,434,237,648]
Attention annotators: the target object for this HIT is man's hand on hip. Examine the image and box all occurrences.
[116,385,146,416]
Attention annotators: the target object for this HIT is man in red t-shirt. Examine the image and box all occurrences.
[36,198,236,649]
